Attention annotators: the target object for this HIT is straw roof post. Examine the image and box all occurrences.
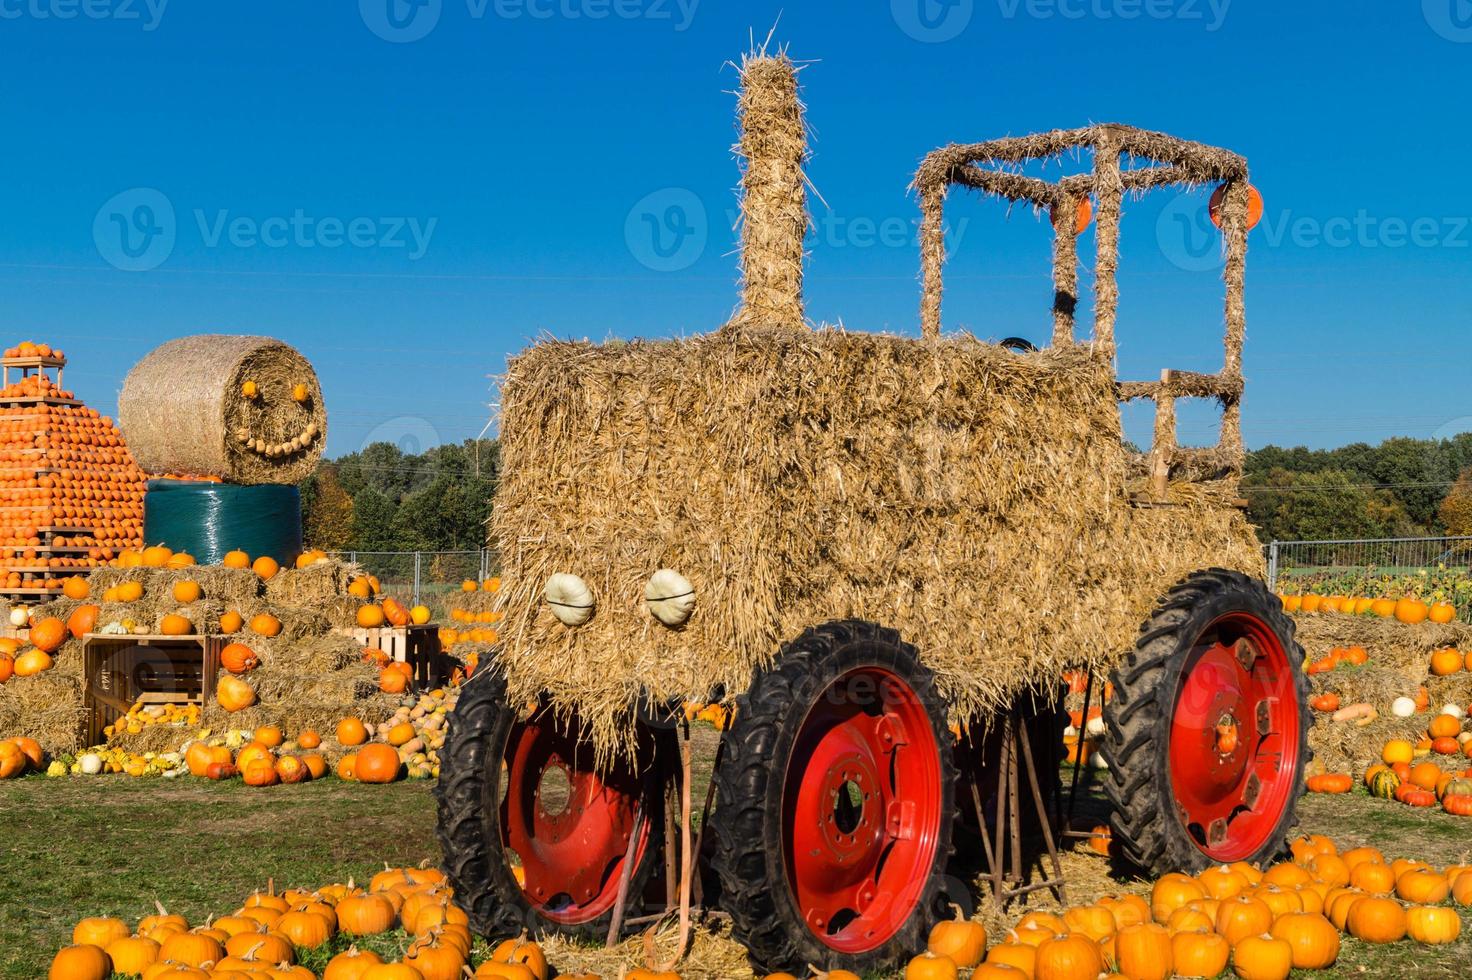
[727,50,809,330]
[119,334,326,484]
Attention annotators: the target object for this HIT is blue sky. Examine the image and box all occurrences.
[1,0,1468,456]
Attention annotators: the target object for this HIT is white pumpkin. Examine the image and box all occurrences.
[1442,703,1465,719]
[1391,696,1417,718]
[1089,752,1109,770]
[78,753,103,775]
[545,573,595,627]
[1085,715,1106,737]
[645,569,696,627]
[8,606,27,628]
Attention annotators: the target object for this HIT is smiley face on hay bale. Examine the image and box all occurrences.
[119,334,327,485]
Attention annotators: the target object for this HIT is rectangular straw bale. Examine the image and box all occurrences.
[493,327,1262,757]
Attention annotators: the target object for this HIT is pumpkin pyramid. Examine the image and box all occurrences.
[0,342,146,599]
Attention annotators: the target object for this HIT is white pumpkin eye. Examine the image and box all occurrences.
[645,569,695,627]
[545,573,595,627]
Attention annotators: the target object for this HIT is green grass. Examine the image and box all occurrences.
[0,777,448,979]
[5,764,1472,978]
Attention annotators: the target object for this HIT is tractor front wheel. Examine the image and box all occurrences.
[709,620,959,975]
[1101,568,1310,875]
[435,669,673,941]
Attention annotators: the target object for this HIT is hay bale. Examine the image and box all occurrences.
[729,51,808,331]
[493,327,1262,758]
[118,334,326,484]
[0,673,84,754]
[265,560,359,608]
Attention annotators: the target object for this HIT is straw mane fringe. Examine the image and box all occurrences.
[119,334,327,484]
[727,51,808,331]
[493,328,1262,762]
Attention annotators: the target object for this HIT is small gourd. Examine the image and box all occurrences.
[645,569,696,627]
[545,573,595,626]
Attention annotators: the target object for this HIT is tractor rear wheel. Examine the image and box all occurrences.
[435,669,673,941]
[1101,568,1310,875]
[709,620,959,975]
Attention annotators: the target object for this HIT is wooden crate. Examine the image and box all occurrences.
[335,624,454,691]
[82,634,223,745]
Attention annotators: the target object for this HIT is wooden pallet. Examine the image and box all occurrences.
[334,624,454,691]
[81,634,223,745]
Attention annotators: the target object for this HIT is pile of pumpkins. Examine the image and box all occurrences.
[889,835,1466,980]
[440,577,502,651]
[1367,719,1472,815]
[47,866,574,980]
[337,688,456,781]
[0,609,72,681]
[1280,593,1456,624]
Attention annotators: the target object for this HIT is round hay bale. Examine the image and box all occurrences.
[119,334,327,484]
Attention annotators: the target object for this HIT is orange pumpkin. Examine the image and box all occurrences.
[172,580,202,603]
[382,597,410,627]
[220,642,259,674]
[222,549,250,569]
[354,744,401,784]
[1431,649,1464,676]
[356,604,386,628]
[67,603,99,639]
[1396,597,1429,624]
[220,610,244,634]
[1430,601,1457,624]
[61,576,90,600]
[336,717,368,746]
[216,675,257,712]
[251,555,279,580]
[29,617,66,653]
[1306,773,1353,794]
[248,613,282,637]
[159,613,193,636]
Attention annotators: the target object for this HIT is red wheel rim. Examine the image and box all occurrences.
[783,666,943,954]
[497,708,653,924]
[1168,611,1301,862]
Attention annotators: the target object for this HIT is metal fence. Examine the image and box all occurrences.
[330,550,497,618]
[1267,535,1472,593]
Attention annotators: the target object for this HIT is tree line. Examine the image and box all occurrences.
[300,432,1472,553]
[1245,433,1472,543]
[299,439,499,554]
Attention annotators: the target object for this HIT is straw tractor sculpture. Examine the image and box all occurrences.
[436,53,1308,975]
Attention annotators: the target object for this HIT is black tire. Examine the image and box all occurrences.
[435,668,671,941]
[1100,568,1311,875]
[708,620,961,976]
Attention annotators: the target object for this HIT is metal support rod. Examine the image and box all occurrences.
[1018,719,1068,905]
[971,775,998,886]
[991,715,1011,903]
[605,804,646,947]
[1007,732,1023,888]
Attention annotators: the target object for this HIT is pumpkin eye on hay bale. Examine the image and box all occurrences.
[118,334,326,485]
